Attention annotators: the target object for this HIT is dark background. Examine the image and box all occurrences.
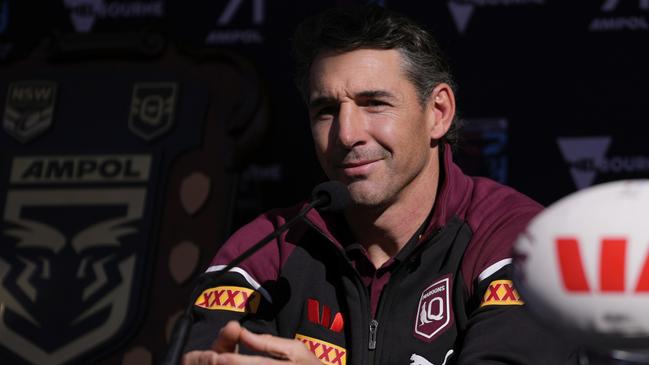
[0,0,648,364]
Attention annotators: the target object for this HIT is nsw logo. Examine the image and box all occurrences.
[3,81,57,143]
[414,275,453,342]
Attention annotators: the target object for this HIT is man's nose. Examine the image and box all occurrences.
[335,103,365,148]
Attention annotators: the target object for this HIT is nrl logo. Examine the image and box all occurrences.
[128,82,177,141]
[413,275,453,342]
[3,81,57,143]
[0,188,146,364]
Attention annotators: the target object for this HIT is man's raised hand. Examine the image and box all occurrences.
[182,321,321,365]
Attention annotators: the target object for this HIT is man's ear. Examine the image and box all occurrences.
[427,83,456,140]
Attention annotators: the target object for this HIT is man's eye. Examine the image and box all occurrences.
[364,100,389,108]
[315,105,338,117]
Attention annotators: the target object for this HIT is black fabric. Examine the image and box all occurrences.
[456,267,579,365]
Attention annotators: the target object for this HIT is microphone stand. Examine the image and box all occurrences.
[162,196,328,365]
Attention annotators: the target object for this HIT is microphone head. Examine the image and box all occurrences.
[311,181,351,212]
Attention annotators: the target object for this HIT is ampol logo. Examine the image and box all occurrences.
[589,0,649,31]
[413,275,453,342]
[205,0,267,45]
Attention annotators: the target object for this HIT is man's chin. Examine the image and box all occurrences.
[346,182,386,208]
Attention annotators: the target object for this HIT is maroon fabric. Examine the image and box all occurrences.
[211,143,541,301]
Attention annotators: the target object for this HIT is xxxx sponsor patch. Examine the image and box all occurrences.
[194,286,261,313]
[480,280,524,307]
[295,334,346,365]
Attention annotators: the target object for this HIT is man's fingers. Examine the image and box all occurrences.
[212,321,243,354]
[239,329,301,359]
[182,350,219,365]
[216,353,289,365]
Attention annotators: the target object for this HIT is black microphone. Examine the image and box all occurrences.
[311,180,352,212]
[162,181,350,365]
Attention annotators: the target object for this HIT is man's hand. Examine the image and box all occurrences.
[182,321,322,365]
[182,321,242,365]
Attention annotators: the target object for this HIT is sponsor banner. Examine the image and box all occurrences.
[194,286,261,313]
[557,136,649,189]
[0,153,155,364]
[480,280,524,306]
[204,0,267,45]
[10,155,151,184]
[3,81,57,143]
[295,333,346,365]
[63,0,165,33]
[588,0,649,32]
[414,274,453,342]
[447,0,545,34]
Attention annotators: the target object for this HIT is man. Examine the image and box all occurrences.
[184,6,575,365]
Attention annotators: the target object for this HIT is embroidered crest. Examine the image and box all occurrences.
[414,274,453,342]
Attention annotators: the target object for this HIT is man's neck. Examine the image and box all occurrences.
[344,150,441,269]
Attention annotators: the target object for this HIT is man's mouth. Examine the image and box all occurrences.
[338,159,381,176]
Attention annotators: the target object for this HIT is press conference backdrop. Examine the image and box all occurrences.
[0,0,647,364]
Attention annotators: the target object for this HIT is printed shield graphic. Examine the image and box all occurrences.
[414,276,453,342]
[0,189,146,364]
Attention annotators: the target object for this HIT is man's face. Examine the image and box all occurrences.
[308,49,437,207]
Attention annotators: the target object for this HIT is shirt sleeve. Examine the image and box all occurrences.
[455,263,579,365]
[184,211,287,353]
[183,266,280,352]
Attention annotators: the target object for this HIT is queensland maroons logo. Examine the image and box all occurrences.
[414,275,453,342]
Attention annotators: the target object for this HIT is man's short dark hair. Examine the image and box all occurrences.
[293,5,461,147]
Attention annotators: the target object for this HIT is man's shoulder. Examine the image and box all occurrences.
[458,176,542,293]
[211,202,308,261]
[436,149,542,231]
[467,176,542,221]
